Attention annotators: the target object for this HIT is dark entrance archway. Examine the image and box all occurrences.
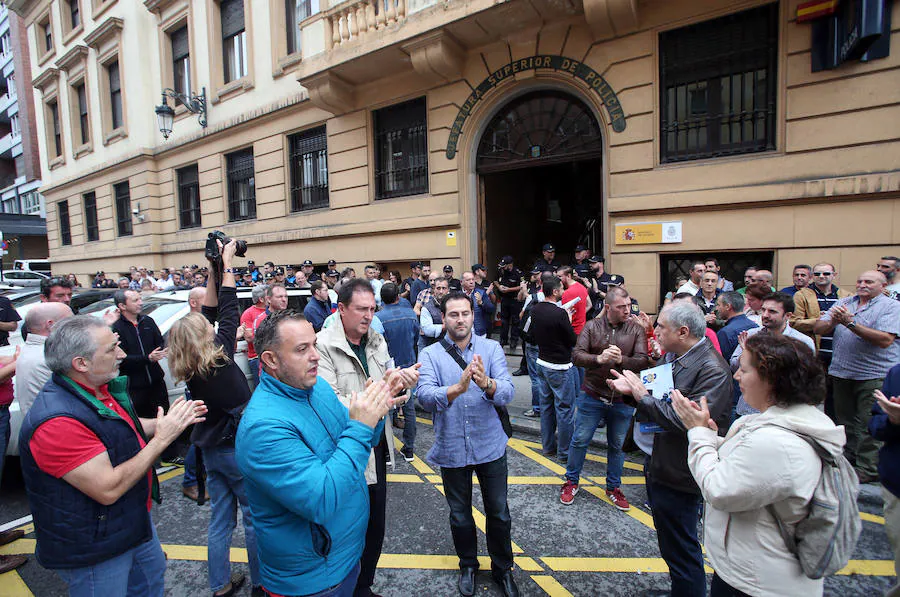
[476,89,604,275]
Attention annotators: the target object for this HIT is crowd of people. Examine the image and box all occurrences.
[1,244,900,597]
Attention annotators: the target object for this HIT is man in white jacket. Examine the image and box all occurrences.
[14,303,72,415]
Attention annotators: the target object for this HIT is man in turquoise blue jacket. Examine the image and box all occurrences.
[236,310,399,597]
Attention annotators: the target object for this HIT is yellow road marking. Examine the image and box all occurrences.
[542,556,713,574]
[11,524,33,535]
[860,512,886,525]
[158,468,185,483]
[506,439,566,475]
[0,539,35,556]
[425,474,442,484]
[531,575,574,597]
[587,476,645,486]
[416,416,433,425]
[581,487,656,530]
[508,476,571,485]
[0,570,34,596]
[838,560,897,576]
[162,544,249,562]
[432,484,524,554]
[517,438,644,472]
[391,436,435,475]
[386,474,423,483]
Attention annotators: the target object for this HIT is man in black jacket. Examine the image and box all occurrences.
[608,302,731,597]
[112,290,168,420]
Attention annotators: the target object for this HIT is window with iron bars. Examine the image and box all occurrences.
[177,164,201,229]
[114,181,132,236]
[58,200,71,245]
[659,3,778,163]
[226,149,256,221]
[83,191,98,241]
[373,97,428,200]
[288,126,328,212]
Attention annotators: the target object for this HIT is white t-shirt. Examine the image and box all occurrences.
[676,280,700,295]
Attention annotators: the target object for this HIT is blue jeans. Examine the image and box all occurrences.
[524,343,540,413]
[204,445,260,592]
[534,364,578,459]
[647,479,706,597]
[0,405,9,488]
[182,444,197,488]
[400,393,416,450]
[56,520,166,597]
[298,563,360,597]
[565,397,634,489]
[249,357,260,388]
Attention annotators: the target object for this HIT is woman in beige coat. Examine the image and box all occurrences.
[672,334,846,597]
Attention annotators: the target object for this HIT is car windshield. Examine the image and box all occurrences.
[82,297,187,325]
[11,293,42,308]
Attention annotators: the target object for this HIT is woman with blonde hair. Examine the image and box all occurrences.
[168,240,259,597]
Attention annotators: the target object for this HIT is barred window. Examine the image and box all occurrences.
[226,149,256,222]
[373,97,428,200]
[58,200,71,245]
[288,126,328,212]
[177,164,201,229]
[659,3,778,163]
[83,191,98,242]
[114,181,132,237]
[171,26,191,96]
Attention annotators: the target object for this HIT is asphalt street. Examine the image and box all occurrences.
[0,353,897,596]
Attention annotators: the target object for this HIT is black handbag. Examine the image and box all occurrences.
[442,342,513,438]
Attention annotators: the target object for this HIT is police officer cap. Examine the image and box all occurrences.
[471,264,485,273]
[327,259,337,267]
[96,271,105,276]
[542,243,555,252]
[574,244,587,252]
[499,255,514,266]
[608,274,625,285]
[588,255,605,263]
[443,265,454,272]
[302,259,313,266]
[247,260,255,266]
[275,267,285,275]
[530,267,542,275]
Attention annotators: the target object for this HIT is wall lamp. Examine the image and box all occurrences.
[155,87,207,140]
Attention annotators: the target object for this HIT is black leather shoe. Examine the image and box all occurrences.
[511,368,528,376]
[458,566,477,596]
[493,570,519,597]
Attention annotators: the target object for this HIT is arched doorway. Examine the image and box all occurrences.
[476,89,604,273]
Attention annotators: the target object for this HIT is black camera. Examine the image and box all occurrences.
[205,230,248,261]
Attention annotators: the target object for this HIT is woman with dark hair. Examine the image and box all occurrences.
[671,334,845,596]
[168,240,260,597]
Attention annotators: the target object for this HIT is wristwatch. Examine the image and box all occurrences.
[485,378,494,392]
[846,320,857,330]
[224,267,237,274]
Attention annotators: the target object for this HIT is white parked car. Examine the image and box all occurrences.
[1,286,311,458]
[1,270,49,287]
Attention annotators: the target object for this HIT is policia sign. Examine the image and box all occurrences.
[445,55,626,159]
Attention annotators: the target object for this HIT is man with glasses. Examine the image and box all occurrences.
[792,263,851,418]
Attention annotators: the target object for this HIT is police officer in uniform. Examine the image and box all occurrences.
[301,259,320,282]
[495,256,524,351]
[533,243,561,273]
[443,265,462,291]
[571,245,591,278]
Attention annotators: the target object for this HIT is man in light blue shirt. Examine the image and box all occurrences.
[417,291,518,597]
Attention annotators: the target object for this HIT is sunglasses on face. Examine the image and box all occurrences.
[812,272,833,276]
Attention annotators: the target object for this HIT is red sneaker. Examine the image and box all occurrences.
[560,481,579,505]
[606,487,631,511]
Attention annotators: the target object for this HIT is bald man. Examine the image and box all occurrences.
[15,302,74,415]
[815,270,900,484]
[750,269,775,293]
[188,287,207,313]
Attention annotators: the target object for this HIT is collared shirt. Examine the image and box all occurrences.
[677,280,700,295]
[416,287,432,306]
[812,284,843,359]
[416,334,514,468]
[823,294,900,380]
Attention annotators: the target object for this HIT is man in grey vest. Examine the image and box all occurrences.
[420,278,449,350]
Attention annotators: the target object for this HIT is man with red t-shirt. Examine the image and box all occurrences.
[19,316,206,596]
[240,284,269,387]
[557,266,591,335]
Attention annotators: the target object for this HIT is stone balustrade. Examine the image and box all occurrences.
[324,0,410,49]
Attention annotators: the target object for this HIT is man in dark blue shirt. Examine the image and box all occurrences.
[379,283,420,461]
[715,291,758,361]
[779,264,811,296]
[303,281,332,332]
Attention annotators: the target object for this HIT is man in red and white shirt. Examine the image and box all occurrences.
[240,284,269,387]
[19,316,206,595]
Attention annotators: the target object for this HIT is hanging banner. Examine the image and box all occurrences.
[445,55,626,159]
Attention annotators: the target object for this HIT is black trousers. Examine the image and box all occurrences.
[129,382,169,418]
[710,573,752,597]
[440,454,513,577]
[354,432,387,597]
[499,300,521,346]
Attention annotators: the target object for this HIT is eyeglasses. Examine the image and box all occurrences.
[812,272,834,276]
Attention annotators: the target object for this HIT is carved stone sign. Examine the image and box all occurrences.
[445,55,626,159]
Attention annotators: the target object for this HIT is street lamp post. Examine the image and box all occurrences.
[155,87,207,139]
